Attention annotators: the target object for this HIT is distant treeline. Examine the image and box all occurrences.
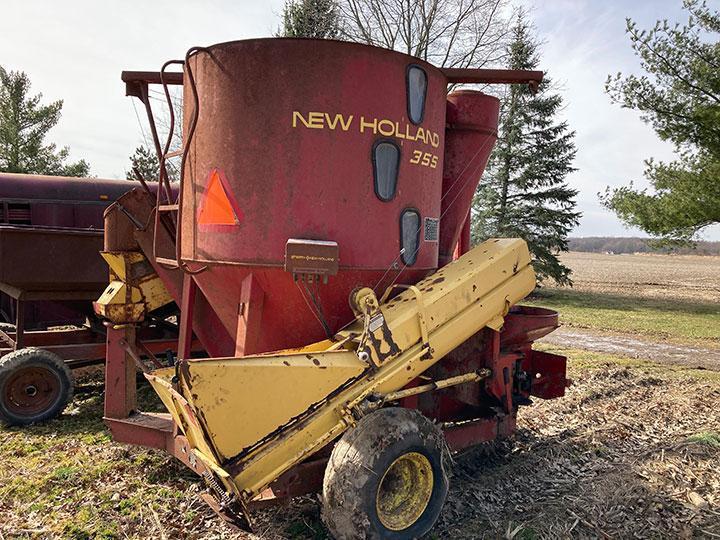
[568,237,720,256]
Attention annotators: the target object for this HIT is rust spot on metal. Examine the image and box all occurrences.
[179,360,193,390]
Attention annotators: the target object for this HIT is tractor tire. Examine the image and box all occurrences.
[322,407,449,540]
[0,348,73,427]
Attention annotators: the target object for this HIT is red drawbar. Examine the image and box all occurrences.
[198,168,243,226]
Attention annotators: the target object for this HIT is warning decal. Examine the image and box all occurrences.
[197,168,242,226]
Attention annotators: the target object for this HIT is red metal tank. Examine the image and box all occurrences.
[440,92,500,265]
[178,39,500,354]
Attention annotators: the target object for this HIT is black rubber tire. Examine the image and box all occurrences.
[322,407,449,540]
[0,347,73,427]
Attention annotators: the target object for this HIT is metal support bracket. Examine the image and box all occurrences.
[382,283,433,358]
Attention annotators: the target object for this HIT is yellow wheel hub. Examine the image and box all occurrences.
[376,451,434,531]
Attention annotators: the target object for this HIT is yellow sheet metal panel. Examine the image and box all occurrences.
[146,373,221,463]
[100,251,146,280]
[94,281,146,321]
[228,384,358,497]
[179,352,366,460]
[95,251,174,323]
[374,265,535,393]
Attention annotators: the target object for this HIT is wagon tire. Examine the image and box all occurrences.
[0,348,73,427]
[322,407,449,540]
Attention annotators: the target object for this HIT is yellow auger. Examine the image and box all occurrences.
[145,238,535,526]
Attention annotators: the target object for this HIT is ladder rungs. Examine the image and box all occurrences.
[155,256,179,267]
[158,204,179,212]
[164,149,183,158]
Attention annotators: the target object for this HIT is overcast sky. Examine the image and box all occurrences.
[3,0,718,240]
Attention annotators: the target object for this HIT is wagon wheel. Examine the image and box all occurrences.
[0,348,73,427]
[322,407,449,540]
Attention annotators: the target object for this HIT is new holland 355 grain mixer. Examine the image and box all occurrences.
[96,38,568,539]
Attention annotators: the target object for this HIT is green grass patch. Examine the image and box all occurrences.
[0,374,202,538]
[527,288,720,344]
[688,432,720,447]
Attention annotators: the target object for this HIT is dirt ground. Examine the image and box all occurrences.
[2,351,718,539]
[435,354,720,539]
[251,352,720,539]
[557,251,720,303]
[2,251,719,538]
[543,326,720,371]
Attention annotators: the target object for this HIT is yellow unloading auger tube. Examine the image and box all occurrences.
[145,238,535,512]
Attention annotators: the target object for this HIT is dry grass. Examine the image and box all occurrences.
[1,350,719,539]
[0,377,223,540]
[2,252,717,538]
[436,348,720,539]
[556,251,720,303]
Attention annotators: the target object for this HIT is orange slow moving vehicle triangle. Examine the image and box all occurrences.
[198,168,241,226]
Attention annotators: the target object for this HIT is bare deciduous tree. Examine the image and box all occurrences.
[337,0,509,68]
[126,87,183,183]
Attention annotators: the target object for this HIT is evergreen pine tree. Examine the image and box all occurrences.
[472,16,580,285]
[602,1,720,244]
[278,0,340,38]
[126,145,162,182]
[0,66,89,176]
